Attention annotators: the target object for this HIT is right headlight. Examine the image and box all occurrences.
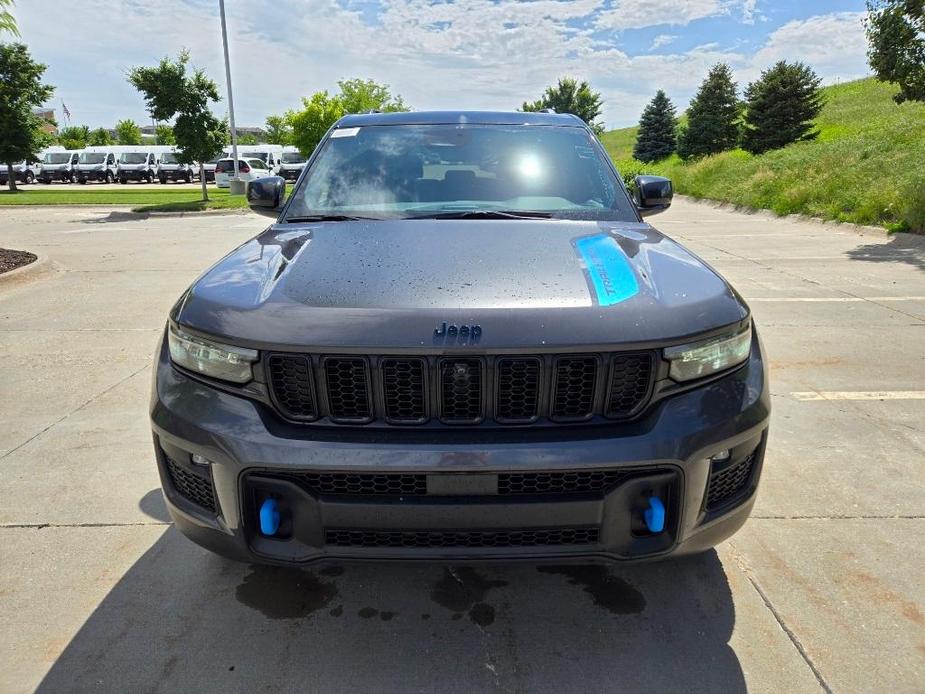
[664,324,752,382]
[167,323,258,384]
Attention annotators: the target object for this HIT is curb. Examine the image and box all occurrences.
[128,208,252,219]
[675,195,924,243]
[0,252,54,287]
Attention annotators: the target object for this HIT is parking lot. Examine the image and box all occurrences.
[0,200,923,693]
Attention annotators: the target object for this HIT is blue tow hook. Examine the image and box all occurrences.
[644,496,666,533]
[259,498,280,536]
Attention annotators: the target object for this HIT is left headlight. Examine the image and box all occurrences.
[664,324,752,382]
[167,323,258,384]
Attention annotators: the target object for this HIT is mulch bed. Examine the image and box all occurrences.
[0,248,38,275]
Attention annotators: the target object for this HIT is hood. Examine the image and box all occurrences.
[174,219,749,350]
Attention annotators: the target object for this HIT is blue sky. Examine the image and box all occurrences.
[15,0,870,130]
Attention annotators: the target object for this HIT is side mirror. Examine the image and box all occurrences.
[633,175,673,217]
[247,176,286,218]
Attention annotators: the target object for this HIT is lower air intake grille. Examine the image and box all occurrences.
[498,470,633,495]
[165,457,216,512]
[325,526,600,548]
[706,454,756,510]
[283,471,427,496]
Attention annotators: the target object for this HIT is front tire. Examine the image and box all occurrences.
[24,171,34,184]
[105,171,114,184]
[159,176,167,184]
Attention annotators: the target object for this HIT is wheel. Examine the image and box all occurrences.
[78,178,87,185]
[69,172,77,184]
[119,177,127,184]
[105,171,114,184]
[159,176,167,184]
[25,171,34,184]
[184,171,192,184]
[145,172,152,184]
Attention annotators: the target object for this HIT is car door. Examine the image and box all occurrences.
[250,159,268,181]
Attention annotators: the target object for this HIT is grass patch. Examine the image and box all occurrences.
[602,78,925,233]
[0,187,249,212]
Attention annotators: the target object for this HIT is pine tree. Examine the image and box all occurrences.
[678,63,740,159]
[741,61,823,154]
[632,90,677,163]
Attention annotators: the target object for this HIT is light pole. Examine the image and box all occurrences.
[218,0,243,195]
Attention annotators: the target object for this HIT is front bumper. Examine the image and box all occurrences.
[150,334,770,565]
[77,169,106,181]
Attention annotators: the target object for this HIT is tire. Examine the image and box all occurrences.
[78,178,87,185]
[69,172,77,184]
[159,176,167,185]
[145,172,152,184]
[105,171,114,184]
[25,171,34,184]
[119,177,127,184]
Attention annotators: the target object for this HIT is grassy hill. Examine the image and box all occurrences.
[602,78,925,232]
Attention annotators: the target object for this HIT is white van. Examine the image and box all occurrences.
[157,150,197,183]
[39,150,80,184]
[278,146,308,181]
[116,149,159,183]
[0,157,43,185]
[76,146,119,184]
[238,144,283,174]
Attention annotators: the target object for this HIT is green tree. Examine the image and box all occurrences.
[0,43,54,191]
[57,124,89,149]
[0,0,18,37]
[237,131,258,145]
[866,0,925,103]
[128,51,225,201]
[338,78,408,114]
[522,77,604,134]
[264,113,293,145]
[114,118,142,145]
[88,127,114,146]
[155,123,175,145]
[741,61,823,154]
[677,63,741,159]
[632,90,677,163]
[289,90,346,156]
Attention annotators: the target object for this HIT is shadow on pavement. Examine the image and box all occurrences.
[847,233,925,272]
[138,489,171,523]
[35,528,746,693]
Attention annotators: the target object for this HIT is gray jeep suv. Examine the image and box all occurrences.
[150,111,769,565]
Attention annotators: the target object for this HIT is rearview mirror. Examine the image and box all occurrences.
[633,175,673,217]
[247,176,286,218]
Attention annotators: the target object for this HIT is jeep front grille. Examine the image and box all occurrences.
[265,351,654,427]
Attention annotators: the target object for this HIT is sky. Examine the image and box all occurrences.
[15,0,871,130]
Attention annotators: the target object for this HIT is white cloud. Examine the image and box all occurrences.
[596,0,724,31]
[650,34,678,50]
[15,2,871,131]
[741,0,758,24]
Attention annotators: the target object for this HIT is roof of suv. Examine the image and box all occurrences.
[336,110,587,128]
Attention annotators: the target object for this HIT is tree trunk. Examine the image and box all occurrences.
[6,163,17,192]
[200,165,209,202]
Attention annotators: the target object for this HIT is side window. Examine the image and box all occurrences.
[107,154,115,165]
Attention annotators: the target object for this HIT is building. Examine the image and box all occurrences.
[33,108,57,135]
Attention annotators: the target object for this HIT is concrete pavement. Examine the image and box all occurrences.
[0,200,922,693]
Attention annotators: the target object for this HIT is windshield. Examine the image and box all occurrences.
[78,153,106,164]
[281,152,306,164]
[285,124,635,221]
[242,152,268,162]
[161,153,179,164]
[119,153,147,164]
[44,153,71,164]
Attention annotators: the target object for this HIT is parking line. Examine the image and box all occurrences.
[747,297,925,302]
[791,391,925,401]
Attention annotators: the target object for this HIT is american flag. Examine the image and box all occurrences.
[62,102,71,120]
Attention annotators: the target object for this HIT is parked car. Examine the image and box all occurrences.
[214,158,271,188]
[151,111,769,566]
[0,159,42,184]
[117,151,159,183]
[278,147,307,181]
[201,156,222,182]
[158,151,196,183]
[76,149,117,183]
[39,151,80,184]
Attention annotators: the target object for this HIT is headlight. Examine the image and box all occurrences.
[168,324,258,383]
[664,324,752,382]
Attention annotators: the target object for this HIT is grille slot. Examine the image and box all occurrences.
[325,526,599,548]
[323,357,372,422]
[284,471,427,496]
[381,358,427,423]
[551,356,598,421]
[605,353,654,418]
[267,354,316,420]
[496,357,541,422]
[706,454,756,510]
[439,358,483,423]
[498,470,633,495]
[165,457,216,512]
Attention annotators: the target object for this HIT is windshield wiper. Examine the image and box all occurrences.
[405,209,553,220]
[285,214,381,223]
